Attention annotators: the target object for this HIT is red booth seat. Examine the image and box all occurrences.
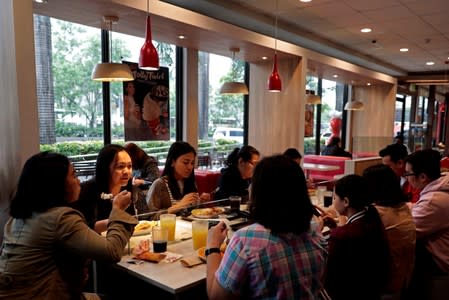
[194,169,221,195]
[158,167,221,195]
[303,155,350,182]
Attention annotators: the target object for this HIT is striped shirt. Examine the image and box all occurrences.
[215,223,327,299]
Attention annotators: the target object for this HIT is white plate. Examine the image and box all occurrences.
[133,220,157,236]
[102,220,156,237]
[190,207,226,219]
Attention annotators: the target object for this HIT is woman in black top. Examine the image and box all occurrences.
[214,145,260,203]
[74,144,136,233]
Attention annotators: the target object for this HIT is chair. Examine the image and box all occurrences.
[197,153,210,168]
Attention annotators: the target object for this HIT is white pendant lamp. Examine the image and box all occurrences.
[91,16,134,82]
[344,100,365,110]
[306,89,321,104]
[139,0,159,70]
[219,47,249,95]
[268,0,282,92]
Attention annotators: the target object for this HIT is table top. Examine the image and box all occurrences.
[302,163,340,171]
[116,219,206,295]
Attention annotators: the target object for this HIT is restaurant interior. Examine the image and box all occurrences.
[1,0,449,298]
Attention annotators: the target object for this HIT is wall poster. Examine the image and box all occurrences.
[304,104,314,137]
[123,61,169,141]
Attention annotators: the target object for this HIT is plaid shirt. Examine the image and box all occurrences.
[216,223,327,299]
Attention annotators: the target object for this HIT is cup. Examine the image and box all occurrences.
[160,213,176,241]
[152,226,168,253]
[229,196,241,212]
[316,186,326,207]
[192,220,209,250]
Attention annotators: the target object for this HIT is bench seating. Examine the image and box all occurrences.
[303,154,382,182]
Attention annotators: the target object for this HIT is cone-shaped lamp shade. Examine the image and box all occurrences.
[91,62,134,82]
[344,100,364,110]
[306,94,321,104]
[139,15,159,70]
[305,90,321,104]
[219,81,249,95]
[268,54,282,92]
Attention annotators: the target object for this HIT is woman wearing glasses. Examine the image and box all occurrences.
[214,145,260,203]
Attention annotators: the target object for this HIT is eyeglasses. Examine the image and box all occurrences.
[404,172,416,177]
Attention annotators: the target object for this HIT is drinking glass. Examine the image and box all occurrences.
[229,196,241,212]
[192,220,209,250]
[152,226,168,253]
[160,213,176,241]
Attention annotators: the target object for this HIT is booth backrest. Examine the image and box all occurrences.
[303,155,350,181]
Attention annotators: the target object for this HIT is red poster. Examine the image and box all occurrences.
[305,104,314,137]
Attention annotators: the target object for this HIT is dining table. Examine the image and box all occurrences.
[100,213,241,299]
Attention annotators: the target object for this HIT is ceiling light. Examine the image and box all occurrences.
[268,0,282,92]
[344,100,364,111]
[300,0,312,2]
[360,28,372,33]
[139,0,160,70]
[426,61,435,65]
[333,74,338,78]
[367,82,371,86]
[178,35,186,39]
[400,48,409,52]
[33,0,48,3]
[91,16,133,82]
[262,56,268,60]
[305,89,321,105]
[219,47,249,95]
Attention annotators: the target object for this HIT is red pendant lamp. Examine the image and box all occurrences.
[139,0,159,70]
[268,0,282,92]
[268,53,282,92]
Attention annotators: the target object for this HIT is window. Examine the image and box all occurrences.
[35,16,178,160]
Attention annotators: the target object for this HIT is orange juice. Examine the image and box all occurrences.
[160,214,176,241]
[192,220,208,250]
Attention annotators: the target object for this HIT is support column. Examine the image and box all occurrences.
[182,48,199,149]
[0,0,39,242]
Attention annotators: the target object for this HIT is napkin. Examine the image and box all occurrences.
[180,255,204,268]
[163,251,183,263]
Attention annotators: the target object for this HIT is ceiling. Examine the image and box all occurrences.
[33,0,449,92]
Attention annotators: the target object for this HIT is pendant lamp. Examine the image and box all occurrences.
[219,47,249,95]
[345,89,364,110]
[268,0,282,92]
[91,16,134,82]
[306,89,321,104]
[139,0,159,70]
[344,100,364,110]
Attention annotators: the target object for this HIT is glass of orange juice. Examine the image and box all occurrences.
[192,220,209,250]
[160,214,176,241]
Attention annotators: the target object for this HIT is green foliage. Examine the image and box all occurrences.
[51,20,131,130]
[39,140,235,159]
[209,59,245,128]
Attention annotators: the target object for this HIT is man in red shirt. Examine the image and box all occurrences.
[379,143,420,203]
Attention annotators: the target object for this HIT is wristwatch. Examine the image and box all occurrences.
[205,247,221,257]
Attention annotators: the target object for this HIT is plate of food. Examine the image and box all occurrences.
[190,207,226,219]
[197,243,227,261]
[308,188,316,196]
[133,220,158,236]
